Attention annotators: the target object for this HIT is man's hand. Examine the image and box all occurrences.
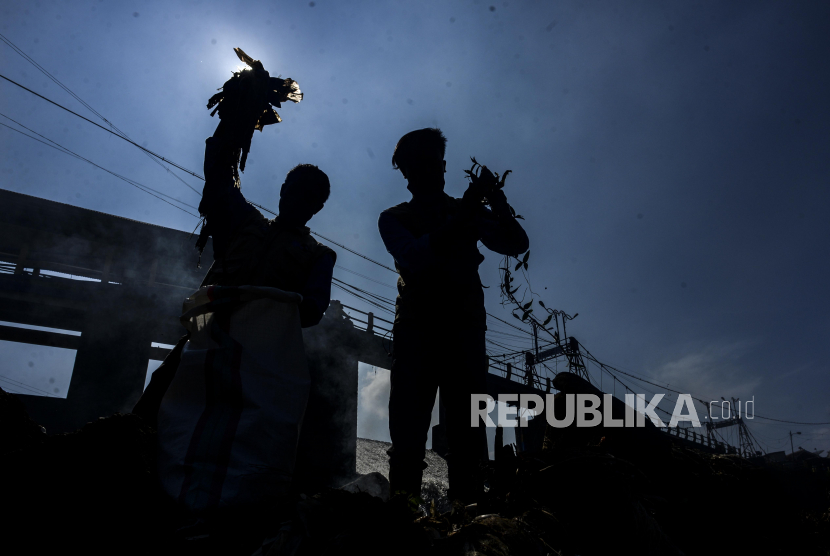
[206,48,303,181]
[462,165,497,211]
[486,189,513,219]
[471,164,499,190]
[461,180,486,211]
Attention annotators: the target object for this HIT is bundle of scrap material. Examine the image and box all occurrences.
[206,47,303,185]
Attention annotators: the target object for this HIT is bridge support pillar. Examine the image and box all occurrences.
[58,303,152,433]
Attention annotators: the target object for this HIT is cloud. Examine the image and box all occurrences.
[356,364,441,445]
[646,341,762,403]
[618,341,766,424]
[359,366,390,421]
[357,365,392,442]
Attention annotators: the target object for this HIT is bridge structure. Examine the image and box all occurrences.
[0,188,206,433]
[0,188,546,484]
[487,322,735,456]
[1,188,739,479]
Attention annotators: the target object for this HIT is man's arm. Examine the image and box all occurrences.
[460,165,529,257]
[477,190,529,257]
[198,121,257,257]
[379,200,525,271]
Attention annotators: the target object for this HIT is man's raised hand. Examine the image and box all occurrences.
[462,157,513,213]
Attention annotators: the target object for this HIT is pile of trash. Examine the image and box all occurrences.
[356,437,451,514]
[1,386,828,555]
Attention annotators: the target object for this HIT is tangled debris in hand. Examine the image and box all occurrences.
[206,47,303,184]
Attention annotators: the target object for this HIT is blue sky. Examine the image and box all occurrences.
[1,0,828,454]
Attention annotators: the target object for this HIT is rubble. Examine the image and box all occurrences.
[357,437,451,514]
[1,385,828,555]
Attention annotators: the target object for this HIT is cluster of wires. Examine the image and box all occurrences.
[1,33,827,439]
[0,372,60,398]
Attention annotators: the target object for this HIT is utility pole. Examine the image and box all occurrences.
[532,320,539,362]
[790,431,801,454]
[523,321,540,387]
[524,351,534,386]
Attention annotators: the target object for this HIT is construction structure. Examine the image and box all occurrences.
[2,188,770,469]
[0,188,548,484]
[703,397,764,457]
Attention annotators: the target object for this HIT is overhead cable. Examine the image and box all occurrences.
[335,265,397,290]
[486,312,533,335]
[2,65,545,344]
[331,282,395,315]
[0,32,201,196]
[0,119,199,217]
[331,277,395,307]
[578,340,830,426]
[0,373,59,398]
[0,73,205,181]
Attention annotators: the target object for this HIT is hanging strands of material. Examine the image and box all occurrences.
[206,47,303,185]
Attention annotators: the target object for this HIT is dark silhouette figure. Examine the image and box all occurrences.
[378,128,529,502]
[133,116,335,428]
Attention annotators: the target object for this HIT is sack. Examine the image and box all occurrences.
[156,285,309,511]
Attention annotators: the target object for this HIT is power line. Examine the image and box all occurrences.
[486,338,527,352]
[486,338,533,353]
[248,201,399,273]
[487,328,536,341]
[0,373,59,398]
[0,112,198,211]
[331,282,395,315]
[0,32,201,197]
[0,87,404,274]
[744,415,830,426]
[0,72,206,182]
[3,68,537,333]
[0,61,577,352]
[486,312,533,335]
[0,119,199,218]
[5,63,665,397]
[10,86,816,429]
[3,65,405,279]
[577,340,830,426]
[1,87,428,307]
[1,49,738,420]
[335,265,398,290]
[331,277,395,307]
[1,61,412,281]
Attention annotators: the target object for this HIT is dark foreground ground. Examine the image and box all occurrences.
[1,387,828,556]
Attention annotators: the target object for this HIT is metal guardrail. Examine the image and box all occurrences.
[488,359,553,392]
[659,425,731,453]
[340,303,393,337]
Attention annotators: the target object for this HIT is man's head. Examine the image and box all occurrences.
[278,164,330,226]
[392,128,447,192]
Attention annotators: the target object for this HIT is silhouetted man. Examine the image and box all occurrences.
[378,128,529,502]
[134,117,335,426]
[194,118,335,299]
